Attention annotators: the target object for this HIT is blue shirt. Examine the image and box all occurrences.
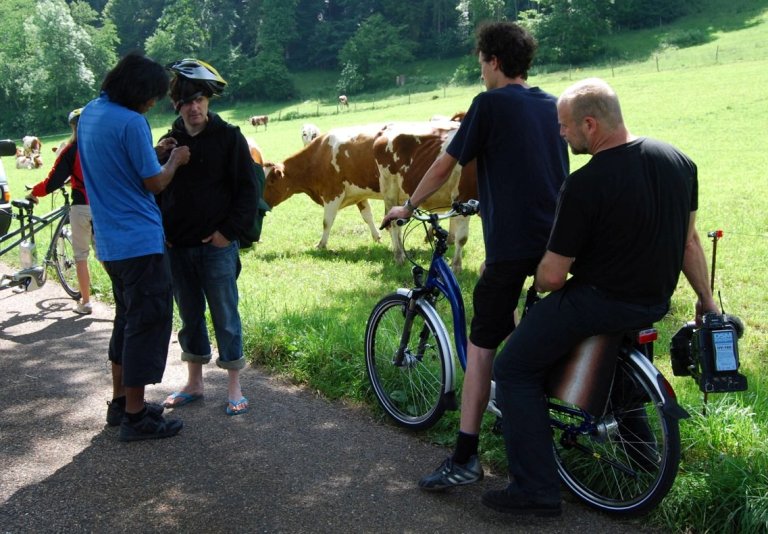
[78,93,164,261]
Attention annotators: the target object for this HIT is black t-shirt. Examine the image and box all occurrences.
[548,137,697,304]
[447,84,568,264]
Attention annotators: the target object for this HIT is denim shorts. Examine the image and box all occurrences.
[104,254,173,387]
[469,257,539,350]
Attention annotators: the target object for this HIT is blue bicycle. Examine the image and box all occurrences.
[364,200,687,515]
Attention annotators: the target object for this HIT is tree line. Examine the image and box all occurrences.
[0,0,697,134]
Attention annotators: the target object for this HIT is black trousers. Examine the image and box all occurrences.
[493,281,668,503]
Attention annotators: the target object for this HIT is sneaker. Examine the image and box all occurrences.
[418,455,484,491]
[482,486,562,517]
[118,412,183,442]
[106,399,164,427]
[74,301,92,315]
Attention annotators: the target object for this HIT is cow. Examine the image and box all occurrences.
[300,123,321,146]
[338,95,349,108]
[263,124,386,251]
[247,138,264,165]
[22,136,42,157]
[15,147,43,169]
[373,121,477,272]
[263,121,477,271]
[249,115,269,130]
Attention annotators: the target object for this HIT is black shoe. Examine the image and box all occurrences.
[106,399,164,426]
[418,455,484,491]
[118,412,183,442]
[482,486,562,517]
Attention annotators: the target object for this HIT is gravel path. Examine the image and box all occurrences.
[0,262,657,533]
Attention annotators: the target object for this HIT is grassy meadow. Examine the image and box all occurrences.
[3,5,767,532]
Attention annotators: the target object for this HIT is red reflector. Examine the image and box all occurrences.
[2,191,9,203]
[637,328,657,344]
[716,229,724,238]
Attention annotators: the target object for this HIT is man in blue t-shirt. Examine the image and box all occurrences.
[382,22,568,491]
[79,53,190,442]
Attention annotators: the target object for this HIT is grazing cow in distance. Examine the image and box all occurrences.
[338,95,349,108]
[263,120,477,271]
[249,115,269,131]
[300,123,321,146]
[22,136,42,157]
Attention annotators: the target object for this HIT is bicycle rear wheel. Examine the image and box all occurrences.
[365,293,450,430]
[51,213,81,300]
[549,354,680,516]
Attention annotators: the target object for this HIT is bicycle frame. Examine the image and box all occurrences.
[0,201,68,257]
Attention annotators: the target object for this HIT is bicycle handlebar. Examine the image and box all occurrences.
[396,199,480,226]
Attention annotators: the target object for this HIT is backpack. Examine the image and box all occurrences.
[239,162,271,249]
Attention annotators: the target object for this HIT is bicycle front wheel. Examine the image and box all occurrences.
[550,354,680,516]
[365,293,450,430]
[51,214,81,300]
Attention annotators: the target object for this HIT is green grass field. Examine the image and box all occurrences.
[3,5,767,532]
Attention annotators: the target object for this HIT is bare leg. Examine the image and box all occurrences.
[164,362,205,405]
[227,369,246,408]
[111,362,124,400]
[459,341,496,434]
[125,385,146,413]
[76,259,90,304]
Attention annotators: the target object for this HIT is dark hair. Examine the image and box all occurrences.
[101,52,169,112]
[475,22,537,80]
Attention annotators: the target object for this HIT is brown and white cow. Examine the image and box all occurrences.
[338,95,349,108]
[263,120,477,271]
[249,115,269,130]
[373,120,477,271]
[247,138,264,166]
[263,124,386,250]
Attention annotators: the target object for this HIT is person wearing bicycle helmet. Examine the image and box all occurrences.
[78,53,190,442]
[26,108,96,315]
[157,58,258,416]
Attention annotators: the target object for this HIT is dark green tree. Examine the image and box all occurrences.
[338,14,417,92]
[521,0,610,65]
[102,0,164,55]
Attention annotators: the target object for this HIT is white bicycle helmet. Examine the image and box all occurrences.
[167,58,227,96]
[68,108,82,124]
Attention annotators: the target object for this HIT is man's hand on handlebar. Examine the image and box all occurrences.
[380,205,412,230]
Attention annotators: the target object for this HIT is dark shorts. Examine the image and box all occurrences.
[104,254,173,387]
[469,258,539,349]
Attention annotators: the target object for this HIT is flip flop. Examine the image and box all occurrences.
[163,391,203,408]
[226,396,249,416]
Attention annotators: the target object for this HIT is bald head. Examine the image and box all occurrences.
[558,78,624,131]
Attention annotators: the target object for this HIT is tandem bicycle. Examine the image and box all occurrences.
[0,140,80,299]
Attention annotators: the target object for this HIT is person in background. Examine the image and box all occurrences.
[482,78,718,517]
[157,59,258,416]
[381,21,568,490]
[26,108,95,315]
[78,53,190,441]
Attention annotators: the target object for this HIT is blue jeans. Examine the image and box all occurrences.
[167,241,245,370]
[493,282,668,504]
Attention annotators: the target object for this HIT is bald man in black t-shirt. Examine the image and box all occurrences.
[482,78,718,516]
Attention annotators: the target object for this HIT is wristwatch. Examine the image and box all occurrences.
[403,198,417,213]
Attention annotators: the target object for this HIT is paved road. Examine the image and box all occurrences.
[0,264,655,533]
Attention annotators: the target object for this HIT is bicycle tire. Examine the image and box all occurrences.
[50,213,81,300]
[549,353,680,516]
[364,293,450,430]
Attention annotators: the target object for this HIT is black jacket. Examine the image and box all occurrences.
[158,113,257,247]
